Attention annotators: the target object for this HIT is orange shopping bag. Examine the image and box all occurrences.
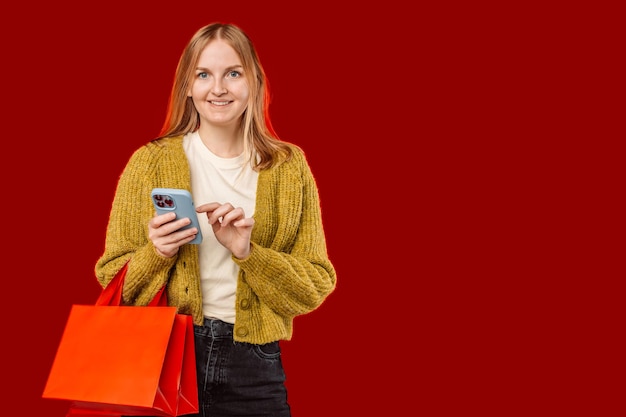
[42,264,199,417]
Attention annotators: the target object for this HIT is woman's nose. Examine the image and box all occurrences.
[211,80,227,95]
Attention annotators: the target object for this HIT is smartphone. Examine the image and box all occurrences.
[151,188,203,244]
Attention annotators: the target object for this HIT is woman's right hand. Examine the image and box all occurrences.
[148,212,199,258]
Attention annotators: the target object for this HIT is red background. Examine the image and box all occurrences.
[1,1,621,416]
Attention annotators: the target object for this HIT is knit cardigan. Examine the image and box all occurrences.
[95,135,337,344]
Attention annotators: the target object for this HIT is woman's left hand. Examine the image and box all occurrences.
[196,202,254,259]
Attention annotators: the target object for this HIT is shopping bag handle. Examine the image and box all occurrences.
[96,262,167,307]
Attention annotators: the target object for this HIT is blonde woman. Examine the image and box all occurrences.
[96,22,337,417]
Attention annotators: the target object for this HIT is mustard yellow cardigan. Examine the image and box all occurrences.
[95,135,337,344]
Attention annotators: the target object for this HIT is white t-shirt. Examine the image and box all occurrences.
[183,131,258,324]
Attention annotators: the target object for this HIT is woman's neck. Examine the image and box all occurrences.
[196,126,244,158]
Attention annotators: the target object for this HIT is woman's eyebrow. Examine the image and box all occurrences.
[195,64,244,72]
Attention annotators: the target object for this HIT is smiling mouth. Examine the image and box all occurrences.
[210,101,231,106]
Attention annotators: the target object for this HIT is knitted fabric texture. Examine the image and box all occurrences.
[95,136,336,344]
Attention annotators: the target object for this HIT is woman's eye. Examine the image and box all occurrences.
[228,71,241,78]
[197,72,208,79]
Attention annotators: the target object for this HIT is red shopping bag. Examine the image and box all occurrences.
[42,264,199,416]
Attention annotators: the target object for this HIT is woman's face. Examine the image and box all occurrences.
[189,39,250,129]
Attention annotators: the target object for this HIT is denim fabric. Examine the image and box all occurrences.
[123,318,291,417]
[190,318,292,417]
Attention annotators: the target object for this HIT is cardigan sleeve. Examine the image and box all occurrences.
[234,146,337,318]
[94,139,189,306]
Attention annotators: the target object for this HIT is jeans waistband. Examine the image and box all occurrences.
[202,317,234,337]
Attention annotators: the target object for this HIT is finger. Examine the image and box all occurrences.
[154,227,197,248]
[218,207,245,226]
[152,219,193,241]
[233,217,255,228]
[207,203,236,225]
[195,202,222,213]
[150,212,177,228]
[154,232,197,258]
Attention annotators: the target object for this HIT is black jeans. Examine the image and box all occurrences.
[123,318,291,417]
[190,318,291,417]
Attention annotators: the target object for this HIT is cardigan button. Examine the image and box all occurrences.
[240,298,251,310]
[235,326,248,337]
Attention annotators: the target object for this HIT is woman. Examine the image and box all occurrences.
[95,22,337,417]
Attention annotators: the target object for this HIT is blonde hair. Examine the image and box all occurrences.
[158,22,292,170]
